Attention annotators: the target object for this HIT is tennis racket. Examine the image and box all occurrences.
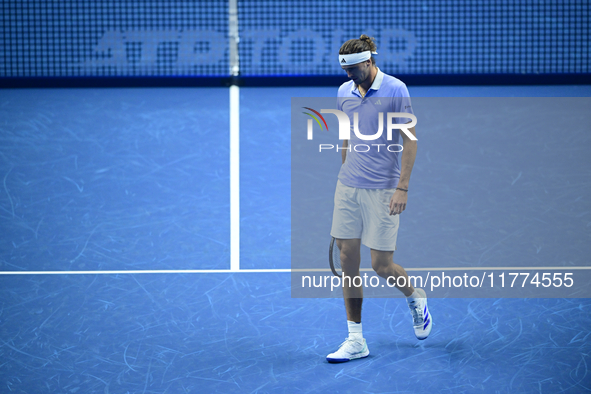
[328,237,342,277]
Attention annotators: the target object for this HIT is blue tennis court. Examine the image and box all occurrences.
[1,0,590,392]
[1,85,590,393]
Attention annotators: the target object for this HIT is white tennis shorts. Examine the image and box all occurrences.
[330,180,399,251]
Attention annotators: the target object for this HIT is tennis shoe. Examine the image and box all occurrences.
[407,288,432,340]
[326,338,369,363]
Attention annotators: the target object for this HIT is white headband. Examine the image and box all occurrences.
[339,50,378,66]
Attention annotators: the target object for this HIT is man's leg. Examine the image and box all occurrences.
[370,249,414,296]
[371,250,433,340]
[338,238,362,322]
[326,238,369,363]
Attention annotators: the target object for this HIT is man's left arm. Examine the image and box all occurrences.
[389,124,417,215]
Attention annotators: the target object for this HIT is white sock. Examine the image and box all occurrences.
[406,289,420,303]
[347,320,363,341]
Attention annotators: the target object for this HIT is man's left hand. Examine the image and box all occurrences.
[389,190,407,215]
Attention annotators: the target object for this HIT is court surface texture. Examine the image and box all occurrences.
[1,85,590,393]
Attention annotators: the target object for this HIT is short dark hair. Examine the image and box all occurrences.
[339,34,377,65]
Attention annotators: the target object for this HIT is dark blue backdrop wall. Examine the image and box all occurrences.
[1,1,589,84]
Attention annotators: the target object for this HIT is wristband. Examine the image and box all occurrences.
[396,187,408,192]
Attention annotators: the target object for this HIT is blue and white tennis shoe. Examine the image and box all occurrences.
[326,338,369,363]
[407,288,432,340]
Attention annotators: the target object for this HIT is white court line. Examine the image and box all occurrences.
[0,267,590,275]
[230,85,240,272]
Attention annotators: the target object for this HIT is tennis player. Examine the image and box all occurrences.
[326,35,432,363]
